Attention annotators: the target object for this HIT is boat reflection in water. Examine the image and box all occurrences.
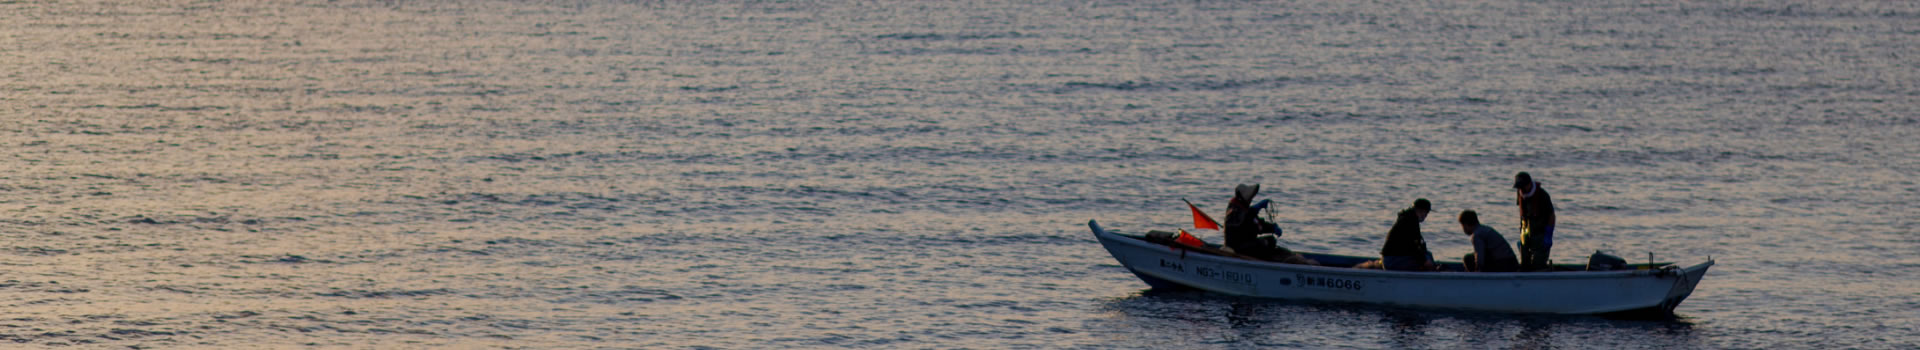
[1096,290,1702,349]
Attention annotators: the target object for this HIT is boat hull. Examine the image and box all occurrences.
[1092,220,1711,315]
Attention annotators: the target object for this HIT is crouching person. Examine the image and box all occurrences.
[1380,199,1436,271]
[1458,210,1520,273]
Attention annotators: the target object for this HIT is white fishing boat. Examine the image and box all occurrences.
[1090,220,1713,316]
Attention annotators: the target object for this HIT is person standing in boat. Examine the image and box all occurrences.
[1380,198,1435,271]
[1457,210,1520,272]
[1514,172,1556,271]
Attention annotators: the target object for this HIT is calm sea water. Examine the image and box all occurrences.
[2,0,1915,348]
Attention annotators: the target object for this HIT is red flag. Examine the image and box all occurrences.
[1183,199,1220,230]
[1175,229,1206,248]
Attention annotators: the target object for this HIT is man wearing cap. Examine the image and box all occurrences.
[1379,198,1435,271]
[1514,172,1556,271]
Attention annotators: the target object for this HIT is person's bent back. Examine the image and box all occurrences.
[1458,210,1519,273]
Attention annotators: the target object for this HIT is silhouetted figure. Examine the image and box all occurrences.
[1514,172,1556,271]
[1380,198,1435,271]
[1223,184,1315,265]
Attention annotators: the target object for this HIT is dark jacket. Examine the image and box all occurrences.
[1380,208,1428,257]
[1518,185,1555,244]
[1223,186,1267,257]
[1469,225,1520,272]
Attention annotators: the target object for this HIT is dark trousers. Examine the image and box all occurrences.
[1227,239,1273,260]
[1463,253,1519,273]
[1518,240,1552,271]
[1382,251,1433,271]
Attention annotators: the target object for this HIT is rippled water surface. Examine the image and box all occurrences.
[2,0,1915,348]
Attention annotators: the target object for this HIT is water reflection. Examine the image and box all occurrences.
[1100,290,1700,348]
[1226,301,1263,329]
[1226,301,1271,345]
[1513,320,1552,350]
[1385,310,1433,349]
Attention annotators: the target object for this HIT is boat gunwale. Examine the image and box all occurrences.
[1093,220,1714,281]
